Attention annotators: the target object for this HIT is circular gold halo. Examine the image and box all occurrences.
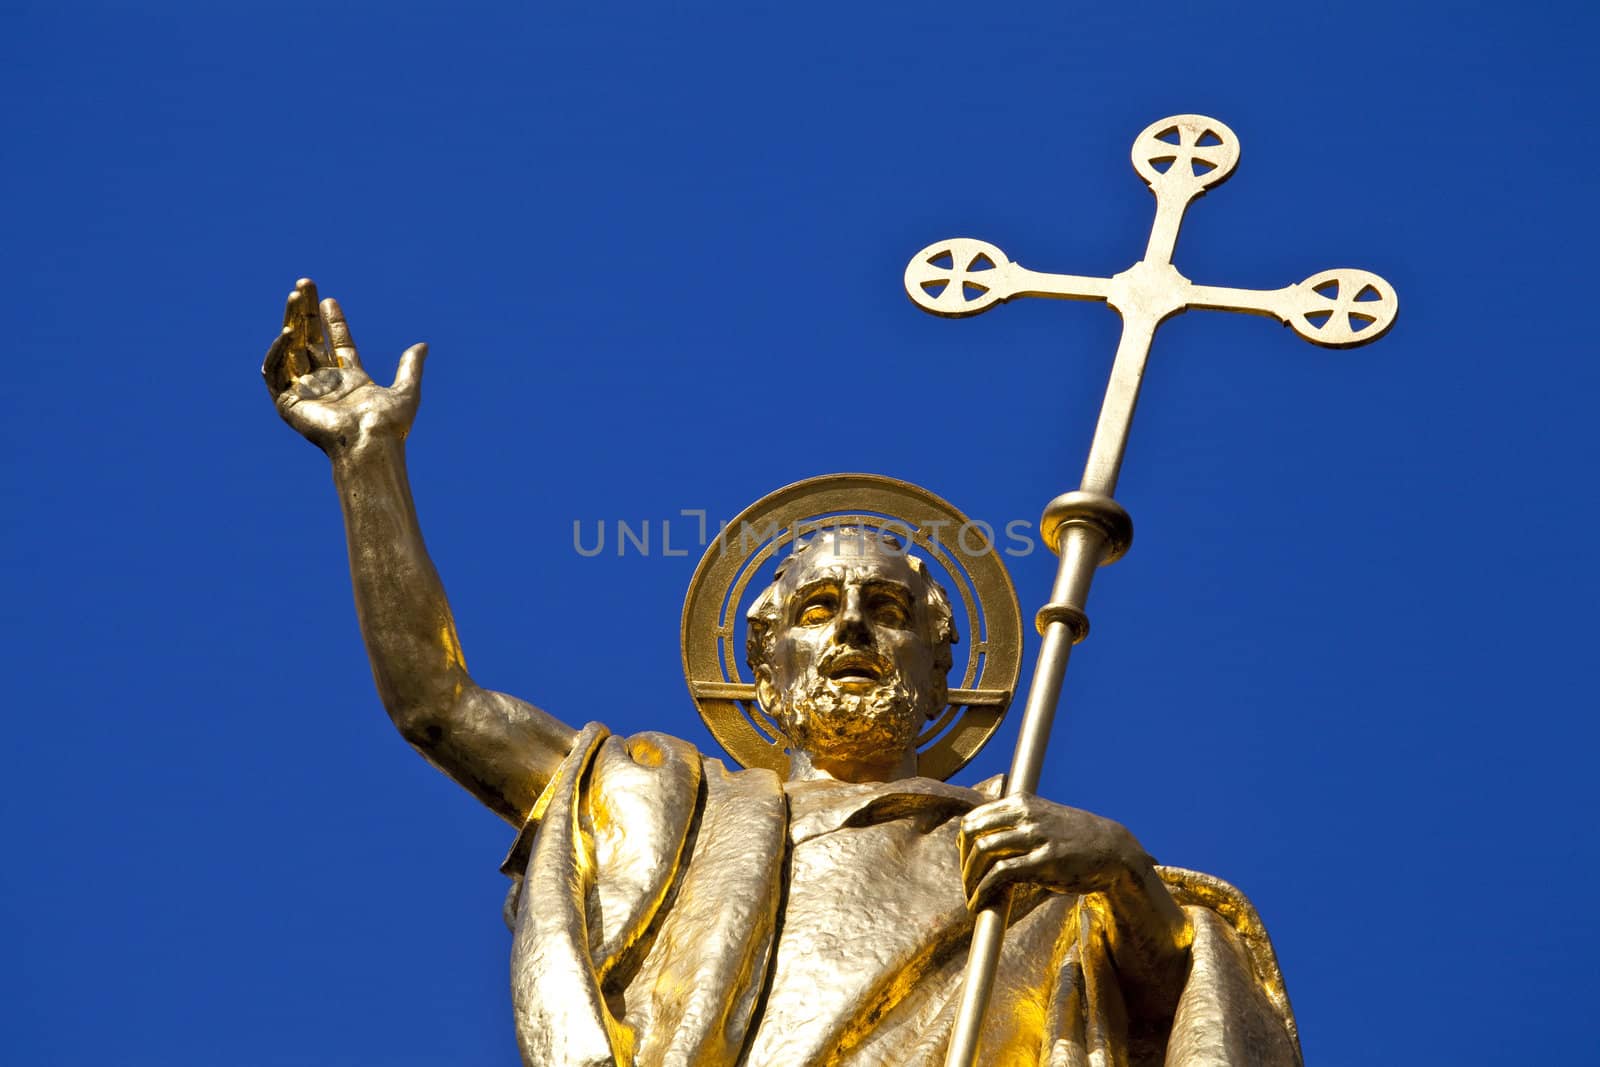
[680,473,1023,781]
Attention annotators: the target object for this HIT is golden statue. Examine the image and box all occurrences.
[263,115,1396,1066]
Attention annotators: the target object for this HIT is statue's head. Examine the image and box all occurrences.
[746,527,958,778]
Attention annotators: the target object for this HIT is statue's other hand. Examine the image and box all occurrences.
[962,794,1192,1021]
[262,278,427,455]
[958,793,1150,912]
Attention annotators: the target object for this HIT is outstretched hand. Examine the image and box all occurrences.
[262,278,428,454]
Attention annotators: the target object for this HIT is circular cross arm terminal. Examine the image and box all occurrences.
[1287,268,1399,348]
[904,238,1015,317]
[1131,114,1241,196]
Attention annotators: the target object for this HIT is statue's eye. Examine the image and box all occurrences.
[870,598,909,628]
[798,598,836,625]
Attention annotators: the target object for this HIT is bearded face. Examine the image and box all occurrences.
[753,532,948,773]
[773,655,931,769]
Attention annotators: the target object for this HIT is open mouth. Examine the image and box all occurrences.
[824,652,887,686]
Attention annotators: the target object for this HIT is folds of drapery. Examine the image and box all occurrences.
[503,724,1301,1067]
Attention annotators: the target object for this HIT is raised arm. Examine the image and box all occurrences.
[263,279,576,824]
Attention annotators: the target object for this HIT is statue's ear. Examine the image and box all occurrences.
[754,666,778,716]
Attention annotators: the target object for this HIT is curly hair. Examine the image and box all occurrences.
[745,526,958,685]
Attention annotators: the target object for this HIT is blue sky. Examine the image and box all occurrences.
[3,2,1595,1064]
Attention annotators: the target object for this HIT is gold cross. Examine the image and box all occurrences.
[904,113,1398,497]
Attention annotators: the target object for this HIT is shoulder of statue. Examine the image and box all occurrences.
[1155,865,1271,944]
[498,722,612,876]
[615,728,701,768]
[499,724,784,878]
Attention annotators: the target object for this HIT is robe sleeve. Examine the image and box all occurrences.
[504,723,704,1066]
[501,723,785,1067]
[1158,867,1303,1067]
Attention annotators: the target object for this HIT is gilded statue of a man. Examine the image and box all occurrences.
[264,278,1303,1066]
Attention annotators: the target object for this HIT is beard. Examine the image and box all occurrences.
[777,671,931,766]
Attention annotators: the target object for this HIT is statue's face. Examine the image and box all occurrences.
[755,532,945,771]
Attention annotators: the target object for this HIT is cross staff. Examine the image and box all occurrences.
[903,113,1399,1067]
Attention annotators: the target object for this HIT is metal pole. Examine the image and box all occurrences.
[940,315,1150,1067]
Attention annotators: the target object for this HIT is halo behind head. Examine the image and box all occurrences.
[681,473,1022,781]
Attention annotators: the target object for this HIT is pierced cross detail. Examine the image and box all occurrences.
[904,113,1399,496]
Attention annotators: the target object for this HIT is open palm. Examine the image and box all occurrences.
[261,278,427,454]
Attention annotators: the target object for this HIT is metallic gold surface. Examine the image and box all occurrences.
[260,113,1332,1067]
[905,114,1392,1067]
[501,724,1296,1067]
[680,473,1023,781]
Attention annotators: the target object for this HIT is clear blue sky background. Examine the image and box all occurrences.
[3,2,1595,1064]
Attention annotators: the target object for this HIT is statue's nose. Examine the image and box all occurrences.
[834,586,874,647]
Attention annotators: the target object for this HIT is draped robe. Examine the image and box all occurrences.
[502,725,1302,1067]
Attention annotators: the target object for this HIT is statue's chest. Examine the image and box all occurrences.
[742,811,973,1064]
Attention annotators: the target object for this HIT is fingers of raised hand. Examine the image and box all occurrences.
[262,327,298,398]
[283,279,324,349]
[265,279,330,395]
[320,297,363,370]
